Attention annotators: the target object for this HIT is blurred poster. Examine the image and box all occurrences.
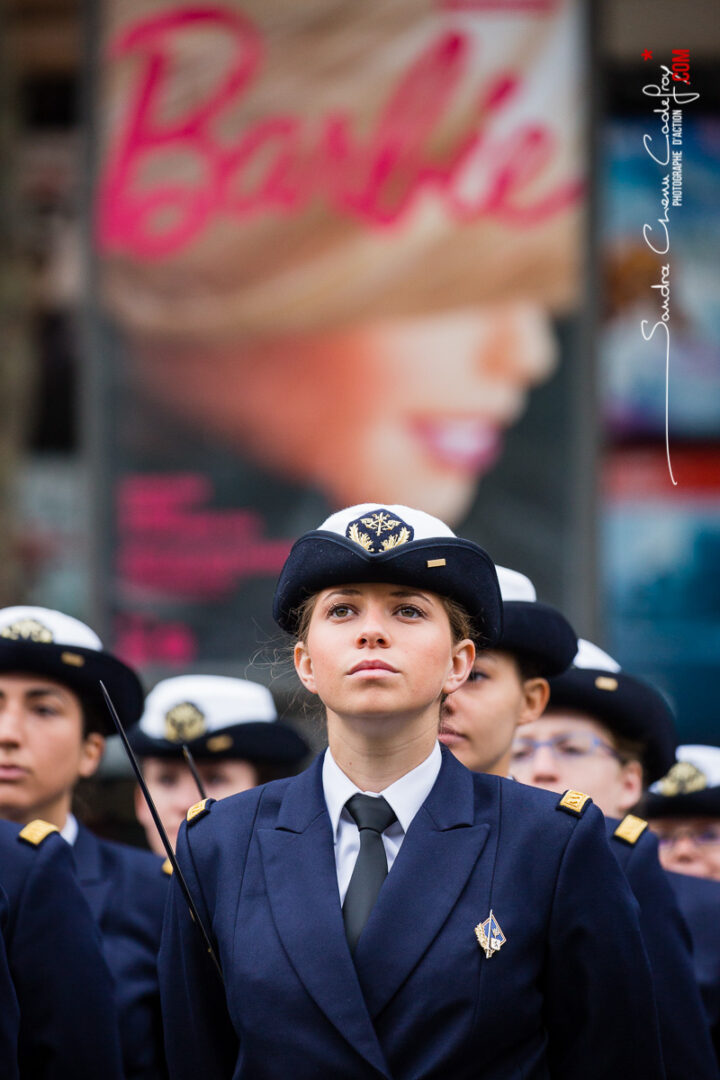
[604,447,720,745]
[602,116,720,439]
[90,0,588,675]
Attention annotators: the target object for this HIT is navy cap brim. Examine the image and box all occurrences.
[272,531,502,643]
[639,787,720,819]
[498,601,577,676]
[0,640,143,736]
[547,668,677,783]
[128,720,309,763]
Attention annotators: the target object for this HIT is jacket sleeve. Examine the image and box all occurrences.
[158,820,239,1079]
[7,834,124,1080]
[0,887,20,1080]
[543,804,666,1080]
[623,834,719,1080]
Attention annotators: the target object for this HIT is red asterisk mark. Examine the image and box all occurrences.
[642,49,653,61]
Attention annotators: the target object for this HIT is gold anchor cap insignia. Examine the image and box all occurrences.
[346,509,414,554]
[658,761,707,796]
[475,910,506,959]
[164,701,206,743]
[0,617,54,644]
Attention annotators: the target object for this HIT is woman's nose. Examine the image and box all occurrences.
[529,744,559,781]
[355,607,389,647]
[0,706,23,745]
[476,305,556,385]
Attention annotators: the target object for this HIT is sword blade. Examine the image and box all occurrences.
[99,681,223,981]
[182,744,208,800]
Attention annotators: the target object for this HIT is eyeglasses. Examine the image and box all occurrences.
[653,826,720,849]
[510,734,622,763]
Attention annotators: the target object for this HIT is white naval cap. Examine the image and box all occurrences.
[495,566,537,603]
[0,604,144,731]
[129,674,309,763]
[318,504,456,542]
[0,606,103,650]
[650,745,720,794]
[273,502,502,643]
[139,675,276,743]
[571,639,622,673]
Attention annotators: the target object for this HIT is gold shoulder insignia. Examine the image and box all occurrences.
[187,797,214,824]
[613,814,648,846]
[18,820,59,847]
[557,790,591,817]
[161,857,173,875]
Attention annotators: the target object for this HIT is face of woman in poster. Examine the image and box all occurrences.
[134,303,555,524]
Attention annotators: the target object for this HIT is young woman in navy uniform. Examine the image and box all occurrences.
[159,504,665,1080]
[447,609,718,1080]
[0,606,168,1080]
[0,816,124,1079]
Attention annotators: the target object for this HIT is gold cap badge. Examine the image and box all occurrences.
[595,676,618,691]
[0,618,54,644]
[346,509,414,554]
[206,734,233,753]
[165,701,206,743]
[658,761,707,796]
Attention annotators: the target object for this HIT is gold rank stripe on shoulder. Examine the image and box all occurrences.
[614,814,648,846]
[161,857,173,876]
[18,820,59,847]
[557,789,591,817]
[187,797,213,824]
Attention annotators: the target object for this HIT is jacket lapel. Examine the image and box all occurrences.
[72,824,113,924]
[353,749,497,1018]
[257,758,392,1079]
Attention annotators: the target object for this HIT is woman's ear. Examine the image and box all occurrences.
[294,641,318,695]
[518,678,550,726]
[78,732,105,779]
[616,760,644,814]
[443,639,476,696]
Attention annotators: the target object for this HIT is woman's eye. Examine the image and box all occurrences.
[328,604,354,618]
[396,605,423,618]
[33,704,61,717]
[466,670,488,683]
[157,774,179,787]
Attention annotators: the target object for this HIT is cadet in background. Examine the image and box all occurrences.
[512,639,718,1079]
[128,674,309,854]
[0,606,168,1080]
[0,816,124,1079]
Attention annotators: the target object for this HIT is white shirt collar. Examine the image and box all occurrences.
[59,812,79,846]
[322,742,442,839]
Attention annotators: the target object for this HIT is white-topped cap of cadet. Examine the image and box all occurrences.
[272,502,502,644]
[0,604,143,733]
[493,567,577,677]
[128,675,308,763]
[643,744,720,819]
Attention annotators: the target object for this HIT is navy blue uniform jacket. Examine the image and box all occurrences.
[606,820,719,1079]
[159,749,665,1079]
[667,871,720,1062]
[73,823,169,1080]
[0,819,123,1079]
[0,883,20,1080]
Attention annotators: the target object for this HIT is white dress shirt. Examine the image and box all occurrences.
[322,742,442,904]
[59,812,79,846]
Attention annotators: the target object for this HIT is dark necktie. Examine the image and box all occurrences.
[342,793,398,954]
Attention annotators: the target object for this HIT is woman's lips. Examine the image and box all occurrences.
[438,723,466,747]
[0,764,29,781]
[348,660,398,675]
[412,418,502,471]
